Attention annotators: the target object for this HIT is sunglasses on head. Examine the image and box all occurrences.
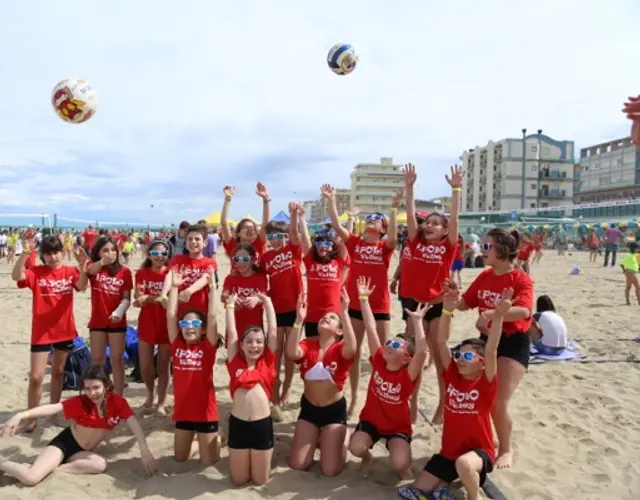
[482,243,493,251]
[366,214,384,222]
[233,256,251,263]
[454,351,483,361]
[267,233,287,240]
[179,319,203,328]
[315,241,333,248]
[149,249,169,256]
[385,339,407,352]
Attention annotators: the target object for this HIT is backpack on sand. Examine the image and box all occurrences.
[62,337,92,390]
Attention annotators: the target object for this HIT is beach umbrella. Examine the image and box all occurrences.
[599,222,608,228]
[628,220,638,228]
[527,225,535,231]
[618,221,628,228]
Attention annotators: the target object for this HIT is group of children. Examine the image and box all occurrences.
[1,166,537,500]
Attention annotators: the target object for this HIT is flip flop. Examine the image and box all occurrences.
[397,486,430,500]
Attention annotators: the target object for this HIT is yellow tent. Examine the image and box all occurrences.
[396,212,408,224]
[242,214,259,224]
[204,211,235,226]
[338,212,350,223]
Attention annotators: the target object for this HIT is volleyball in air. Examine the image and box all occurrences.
[51,78,98,124]
[327,43,358,75]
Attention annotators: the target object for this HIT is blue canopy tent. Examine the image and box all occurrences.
[271,210,290,223]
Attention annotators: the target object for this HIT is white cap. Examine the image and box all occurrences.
[533,311,568,348]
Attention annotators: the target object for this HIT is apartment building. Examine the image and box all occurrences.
[350,157,404,213]
[460,132,575,213]
[574,136,640,203]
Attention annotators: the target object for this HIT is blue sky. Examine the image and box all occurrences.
[0,0,638,227]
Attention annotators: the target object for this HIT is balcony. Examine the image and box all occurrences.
[539,189,567,199]
[539,170,569,180]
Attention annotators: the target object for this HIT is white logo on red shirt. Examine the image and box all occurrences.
[38,276,74,295]
[372,370,402,403]
[353,244,384,264]
[265,251,294,274]
[415,243,447,262]
[96,273,124,294]
[476,290,503,309]
[446,383,480,412]
[107,416,121,427]
[181,267,206,285]
[401,246,411,259]
[140,279,163,295]
[309,262,339,280]
[234,368,244,378]
[174,348,204,370]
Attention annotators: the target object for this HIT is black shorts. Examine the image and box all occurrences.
[276,310,297,328]
[298,395,347,428]
[228,415,274,450]
[399,296,418,321]
[481,332,530,368]
[355,420,411,449]
[399,299,443,322]
[348,308,391,322]
[89,328,128,334]
[424,450,493,487]
[175,420,219,433]
[48,427,85,464]
[305,322,319,338]
[31,340,75,353]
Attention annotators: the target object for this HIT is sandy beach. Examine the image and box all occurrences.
[0,252,639,500]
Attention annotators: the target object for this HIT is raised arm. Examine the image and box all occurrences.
[339,288,357,359]
[74,248,89,291]
[225,293,239,360]
[437,289,461,371]
[386,190,403,249]
[286,294,306,361]
[445,165,463,245]
[297,205,312,255]
[166,271,183,343]
[258,293,278,353]
[256,182,271,241]
[86,253,116,277]
[357,276,381,355]
[11,238,35,281]
[221,185,235,243]
[484,288,513,382]
[406,304,430,381]
[288,202,301,246]
[205,271,218,346]
[320,184,350,241]
[403,164,418,240]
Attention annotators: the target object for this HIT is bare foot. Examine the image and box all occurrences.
[399,467,414,481]
[360,452,373,478]
[142,394,154,409]
[495,451,513,469]
[155,404,168,418]
[431,404,444,425]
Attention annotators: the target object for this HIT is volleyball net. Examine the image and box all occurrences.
[0,213,52,229]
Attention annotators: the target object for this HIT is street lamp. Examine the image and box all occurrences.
[521,128,527,209]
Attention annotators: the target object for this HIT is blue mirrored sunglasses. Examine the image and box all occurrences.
[454,351,482,361]
[149,249,169,256]
[179,319,203,328]
[233,256,251,263]
[267,233,287,240]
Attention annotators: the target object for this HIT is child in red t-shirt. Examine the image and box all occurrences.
[349,277,429,480]
[0,364,155,486]
[167,269,221,465]
[258,203,304,408]
[516,233,534,274]
[133,239,171,416]
[225,291,278,485]
[403,163,463,425]
[86,236,134,396]
[399,288,512,500]
[12,235,89,433]
[220,183,269,271]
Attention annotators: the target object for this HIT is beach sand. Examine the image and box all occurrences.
[0,252,638,500]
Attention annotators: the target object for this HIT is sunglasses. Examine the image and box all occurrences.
[233,256,251,263]
[179,319,203,328]
[267,233,287,240]
[149,249,169,256]
[454,351,483,361]
[366,214,384,222]
[385,339,407,352]
[482,243,493,251]
[315,241,333,248]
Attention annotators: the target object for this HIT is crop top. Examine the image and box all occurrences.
[227,347,277,400]
[295,338,354,390]
[61,393,134,430]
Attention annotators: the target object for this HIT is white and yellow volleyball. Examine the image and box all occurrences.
[327,43,358,75]
[51,78,98,124]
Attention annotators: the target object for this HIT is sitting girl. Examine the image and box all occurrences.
[529,295,567,355]
[167,269,221,465]
[225,291,277,485]
[0,364,155,486]
[286,289,357,477]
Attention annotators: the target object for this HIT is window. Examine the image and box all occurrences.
[532,165,537,171]
[532,145,538,152]
[530,203,536,208]
[543,147,550,155]
[531,184,537,189]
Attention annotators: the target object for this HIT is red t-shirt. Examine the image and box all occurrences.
[295,339,354,390]
[24,251,38,270]
[223,238,266,273]
[222,272,268,336]
[83,229,98,249]
[88,266,133,330]
[405,238,457,303]
[62,393,134,429]
[18,265,80,345]
[260,243,303,314]
[227,347,276,400]
[359,347,416,436]
[440,363,498,462]
[171,336,218,422]
[345,235,394,314]
[169,255,217,317]
[135,267,169,345]
[398,243,412,298]
[303,253,349,323]
[517,243,534,260]
[462,268,534,334]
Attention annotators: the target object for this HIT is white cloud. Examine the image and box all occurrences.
[0,0,638,225]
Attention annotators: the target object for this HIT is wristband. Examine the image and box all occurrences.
[156,295,165,303]
[358,295,369,301]
[226,304,235,310]
[442,309,454,317]
[452,187,462,192]
[23,410,31,420]
[225,196,232,201]
[293,322,303,329]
